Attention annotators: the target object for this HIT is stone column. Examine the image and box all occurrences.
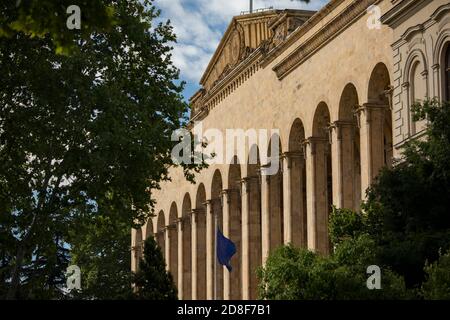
[305,139,316,251]
[358,103,388,196]
[240,178,250,300]
[260,168,271,264]
[331,121,355,209]
[282,153,292,245]
[221,190,231,300]
[164,227,170,271]
[190,210,198,300]
[432,64,440,99]
[176,218,184,299]
[305,137,330,254]
[205,200,214,300]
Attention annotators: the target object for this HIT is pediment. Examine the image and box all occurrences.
[199,10,315,93]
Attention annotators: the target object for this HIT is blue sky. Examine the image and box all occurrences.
[155,0,329,101]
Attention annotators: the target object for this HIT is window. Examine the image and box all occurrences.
[446,44,450,101]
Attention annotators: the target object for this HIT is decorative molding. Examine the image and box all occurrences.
[381,0,428,28]
[260,0,346,68]
[273,0,380,80]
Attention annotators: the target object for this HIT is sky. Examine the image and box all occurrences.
[155,0,329,101]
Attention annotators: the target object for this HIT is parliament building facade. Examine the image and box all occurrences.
[131,0,450,300]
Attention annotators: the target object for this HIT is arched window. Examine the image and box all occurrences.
[410,59,427,135]
[446,44,450,101]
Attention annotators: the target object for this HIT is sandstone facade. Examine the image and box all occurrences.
[131,0,450,300]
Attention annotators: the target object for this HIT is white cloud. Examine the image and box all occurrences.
[156,0,329,85]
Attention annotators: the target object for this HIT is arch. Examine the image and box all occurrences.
[402,50,428,136]
[267,134,283,254]
[133,228,143,272]
[444,41,450,101]
[287,119,307,248]
[145,219,154,239]
[338,84,362,211]
[246,145,262,299]
[168,202,178,287]
[313,102,331,137]
[433,28,450,100]
[195,183,206,209]
[227,157,242,299]
[181,193,192,299]
[367,62,393,169]
[194,183,207,299]
[368,62,391,104]
[156,210,166,259]
[311,102,333,254]
[210,169,223,299]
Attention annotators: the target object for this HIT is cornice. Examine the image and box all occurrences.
[273,0,381,80]
[380,0,428,28]
[260,0,346,68]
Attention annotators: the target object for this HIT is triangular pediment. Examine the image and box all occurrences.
[200,9,315,92]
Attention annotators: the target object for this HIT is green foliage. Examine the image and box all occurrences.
[260,99,450,300]
[258,240,410,300]
[364,99,450,287]
[0,0,115,54]
[0,0,203,299]
[421,250,450,300]
[69,214,133,300]
[133,237,177,300]
[329,206,365,246]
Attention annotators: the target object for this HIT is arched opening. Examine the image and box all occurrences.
[409,58,427,135]
[267,134,283,253]
[194,184,207,300]
[227,157,242,299]
[445,43,450,101]
[368,63,393,172]
[133,228,143,272]
[211,170,223,299]
[246,144,261,299]
[169,202,178,286]
[312,102,332,255]
[145,219,154,239]
[338,84,362,211]
[181,193,192,299]
[288,119,307,247]
[156,211,166,259]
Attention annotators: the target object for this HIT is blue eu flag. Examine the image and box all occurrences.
[216,228,236,272]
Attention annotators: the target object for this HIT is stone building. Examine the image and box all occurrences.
[131,0,450,300]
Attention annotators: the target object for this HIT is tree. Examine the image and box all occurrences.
[362,99,450,287]
[421,250,450,300]
[0,0,203,299]
[69,214,134,300]
[258,239,410,300]
[0,0,115,54]
[133,237,177,300]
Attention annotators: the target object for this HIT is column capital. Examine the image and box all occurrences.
[303,136,328,157]
[190,208,205,223]
[281,150,303,163]
[330,120,355,141]
[355,103,390,126]
[165,223,177,231]
[241,176,259,193]
[259,163,272,182]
